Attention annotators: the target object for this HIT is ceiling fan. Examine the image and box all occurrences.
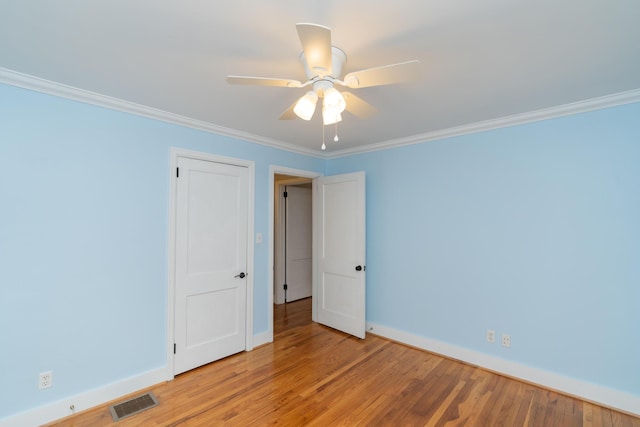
[227,23,420,149]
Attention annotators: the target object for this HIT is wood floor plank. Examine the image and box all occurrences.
[493,380,526,427]
[424,379,468,427]
[46,298,640,426]
[476,375,511,426]
[444,372,493,426]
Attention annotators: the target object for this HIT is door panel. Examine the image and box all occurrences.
[174,157,248,375]
[186,171,240,273]
[314,172,366,339]
[186,289,239,346]
[285,186,312,302]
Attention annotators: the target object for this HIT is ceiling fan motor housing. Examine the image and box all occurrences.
[300,46,347,83]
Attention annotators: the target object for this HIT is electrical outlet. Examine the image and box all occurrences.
[502,334,511,348]
[486,329,496,343]
[39,371,53,389]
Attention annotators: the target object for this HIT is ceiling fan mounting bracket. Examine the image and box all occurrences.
[342,75,359,88]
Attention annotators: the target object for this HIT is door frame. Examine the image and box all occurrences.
[167,147,255,380]
[268,166,322,342]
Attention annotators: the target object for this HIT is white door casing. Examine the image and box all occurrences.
[172,154,251,375]
[313,171,366,339]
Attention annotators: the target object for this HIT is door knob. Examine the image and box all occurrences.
[235,272,246,279]
[355,265,365,271]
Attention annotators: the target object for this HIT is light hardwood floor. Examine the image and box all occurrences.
[48,298,639,426]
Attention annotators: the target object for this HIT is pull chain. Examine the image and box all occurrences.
[334,121,339,142]
[321,121,326,151]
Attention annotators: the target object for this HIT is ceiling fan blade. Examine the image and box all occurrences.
[226,76,303,88]
[342,92,378,119]
[279,100,299,120]
[296,23,332,76]
[342,60,421,88]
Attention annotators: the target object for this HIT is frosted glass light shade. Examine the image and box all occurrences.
[293,91,318,120]
[323,87,346,113]
[322,107,342,125]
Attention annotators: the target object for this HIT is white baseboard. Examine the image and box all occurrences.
[2,332,273,427]
[252,330,272,348]
[0,367,166,427]
[366,322,640,417]
[4,325,636,426]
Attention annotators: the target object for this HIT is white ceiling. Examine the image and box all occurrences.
[2,1,639,155]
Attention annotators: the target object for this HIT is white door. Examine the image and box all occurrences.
[313,171,366,339]
[174,157,248,375]
[284,185,312,302]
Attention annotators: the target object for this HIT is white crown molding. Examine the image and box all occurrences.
[0,67,324,159]
[328,88,640,159]
[3,67,639,161]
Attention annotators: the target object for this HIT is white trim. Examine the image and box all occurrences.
[366,322,640,417]
[166,150,178,381]
[268,166,322,343]
[328,88,640,158]
[167,148,256,379]
[3,68,639,161]
[274,184,287,306]
[0,67,322,158]
[245,161,256,352]
[0,367,166,427]
[252,330,271,348]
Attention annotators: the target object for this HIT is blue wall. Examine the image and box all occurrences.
[1,81,638,419]
[0,83,324,417]
[328,102,640,395]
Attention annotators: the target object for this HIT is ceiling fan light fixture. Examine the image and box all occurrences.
[323,87,346,114]
[322,107,342,125]
[293,91,318,120]
[226,22,421,150]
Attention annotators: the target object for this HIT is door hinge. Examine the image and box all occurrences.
[176,167,179,178]
[173,343,176,354]
[283,191,288,198]
[283,283,288,290]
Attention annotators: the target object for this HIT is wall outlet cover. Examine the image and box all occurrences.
[39,371,53,389]
[502,334,511,348]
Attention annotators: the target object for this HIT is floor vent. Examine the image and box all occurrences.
[109,392,159,422]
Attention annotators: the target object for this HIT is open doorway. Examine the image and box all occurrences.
[269,167,321,341]
[275,177,312,304]
[268,167,367,342]
[274,175,312,332]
